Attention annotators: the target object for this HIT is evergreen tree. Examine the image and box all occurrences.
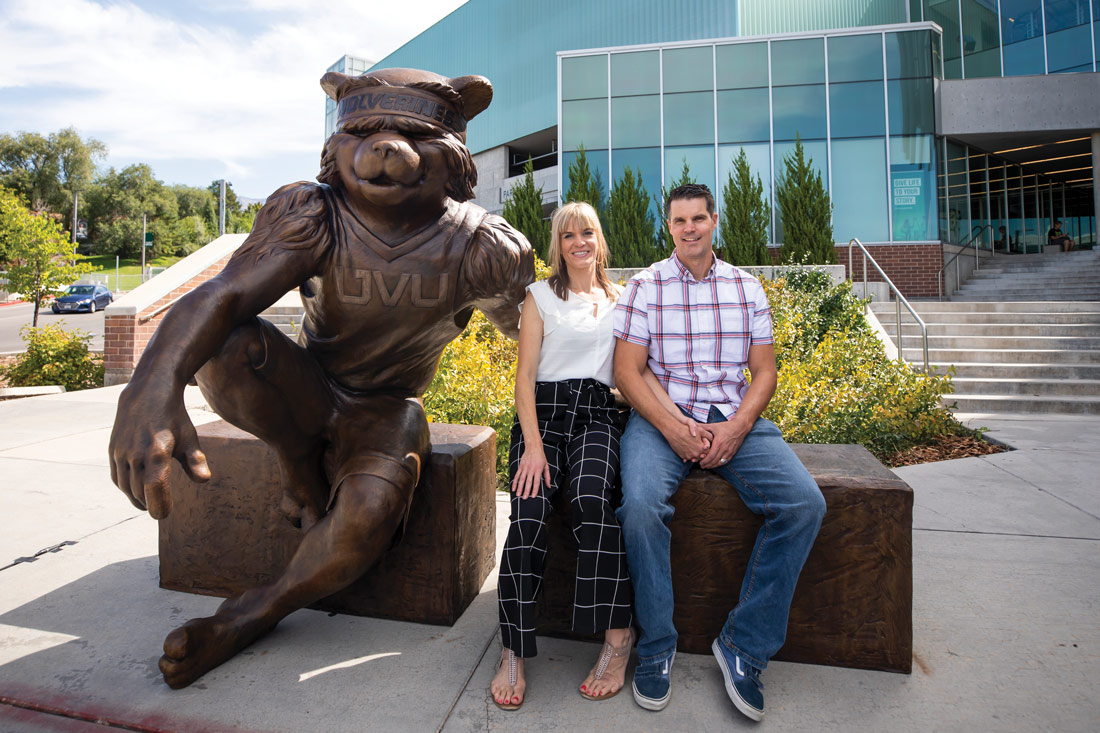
[501,157,550,260]
[653,157,696,252]
[775,138,836,264]
[564,145,606,220]
[605,166,657,268]
[719,148,771,266]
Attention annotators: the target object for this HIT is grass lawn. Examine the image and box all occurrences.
[83,255,183,276]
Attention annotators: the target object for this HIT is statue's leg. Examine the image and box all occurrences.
[194,317,332,528]
[158,395,430,689]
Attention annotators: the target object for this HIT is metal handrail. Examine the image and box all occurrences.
[937,223,994,300]
[847,238,929,372]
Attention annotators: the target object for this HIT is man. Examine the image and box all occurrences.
[1048,220,1074,252]
[612,183,825,721]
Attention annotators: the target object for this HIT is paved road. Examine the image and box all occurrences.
[0,301,106,353]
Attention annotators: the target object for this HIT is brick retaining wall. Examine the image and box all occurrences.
[103,254,232,386]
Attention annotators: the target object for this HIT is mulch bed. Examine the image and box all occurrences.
[0,355,17,389]
[883,433,1008,467]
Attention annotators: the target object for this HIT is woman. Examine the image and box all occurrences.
[490,202,693,709]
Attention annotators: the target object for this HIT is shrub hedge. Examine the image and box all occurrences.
[424,263,966,484]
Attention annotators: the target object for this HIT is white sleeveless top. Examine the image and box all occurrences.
[523,279,619,387]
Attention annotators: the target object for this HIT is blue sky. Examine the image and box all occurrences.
[0,0,467,200]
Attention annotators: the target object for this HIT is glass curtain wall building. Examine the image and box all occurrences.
[560,24,943,245]
[912,0,1100,78]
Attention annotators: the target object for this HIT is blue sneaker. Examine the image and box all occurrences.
[631,651,675,711]
[712,639,764,721]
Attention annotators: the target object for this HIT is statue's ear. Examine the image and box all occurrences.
[320,71,355,101]
[450,75,493,120]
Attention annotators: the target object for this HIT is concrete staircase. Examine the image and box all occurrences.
[871,299,1100,415]
[950,249,1100,301]
[260,290,305,338]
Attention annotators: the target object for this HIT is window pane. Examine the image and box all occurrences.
[1045,0,1091,32]
[663,92,714,146]
[664,46,714,93]
[1003,35,1045,75]
[772,84,827,140]
[961,0,1002,77]
[828,34,884,83]
[562,99,608,151]
[716,88,770,143]
[1002,0,1043,40]
[612,95,659,148]
[829,81,886,138]
[886,30,933,79]
[945,140,969,243]
[716,42,769,89]
[664,145,716,198]
[718,143,772,243]
[774,139,828,243]
[888,77,935,136]
[562,55,607,101]
[890,135,937,241]
[832,138,888,242]
[612,147,662,221]
[563,149,610,205]
[611,51,659,96]
[1047,24,1093,72]
[771,38,825,85]
[924,0,962,78]
[969,149,991,248]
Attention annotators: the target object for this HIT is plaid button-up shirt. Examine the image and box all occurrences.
[613,251,773,421]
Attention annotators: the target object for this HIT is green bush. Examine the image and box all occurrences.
[425,261,966,480]
[423,309,518,487]
[762,273,965,460]
[3,323,104,391]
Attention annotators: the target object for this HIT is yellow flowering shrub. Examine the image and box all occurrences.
[763,271,966,459]
[425,259,965,481]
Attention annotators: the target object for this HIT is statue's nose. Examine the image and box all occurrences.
[373,139,401,156]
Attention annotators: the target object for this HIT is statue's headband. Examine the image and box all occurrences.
[321,68,493,138]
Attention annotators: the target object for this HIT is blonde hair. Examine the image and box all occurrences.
[546,202,615,301]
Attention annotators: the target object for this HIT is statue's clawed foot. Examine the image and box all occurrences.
[159,596,277,689]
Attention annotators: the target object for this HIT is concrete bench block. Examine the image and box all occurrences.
[536,443,913,673]
[159,420,497,625]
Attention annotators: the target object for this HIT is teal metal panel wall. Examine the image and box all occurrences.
[739,0,906,35]
[370,0,738,154]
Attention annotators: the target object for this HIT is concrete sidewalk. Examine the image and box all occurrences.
[1,389,1097,731]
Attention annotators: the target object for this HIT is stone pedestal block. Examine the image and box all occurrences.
[536,443,913,673]
[159,420,497,625]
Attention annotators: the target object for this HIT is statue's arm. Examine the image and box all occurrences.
[460,214,535,339]
[109,182,329,518]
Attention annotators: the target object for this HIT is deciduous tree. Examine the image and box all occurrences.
[0,188,91,326]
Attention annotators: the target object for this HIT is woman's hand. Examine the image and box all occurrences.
[512,443,552,499]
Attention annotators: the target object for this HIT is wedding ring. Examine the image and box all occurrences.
[719,458,728,464]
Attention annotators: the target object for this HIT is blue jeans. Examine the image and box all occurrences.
[616,409,826,670]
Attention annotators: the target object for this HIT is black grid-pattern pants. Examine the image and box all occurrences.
[497,379,633,657]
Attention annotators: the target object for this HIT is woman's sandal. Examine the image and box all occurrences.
[580,628,634,701]
[491,647,523,710]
